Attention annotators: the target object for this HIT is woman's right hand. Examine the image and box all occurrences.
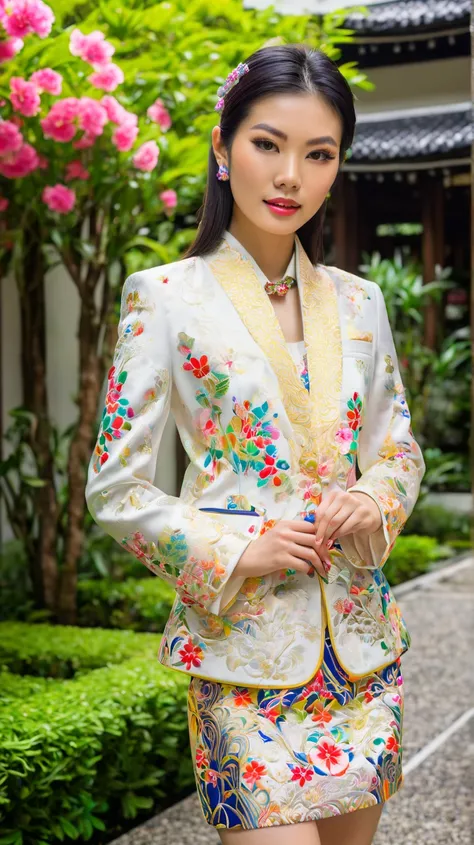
[234,519,330,580]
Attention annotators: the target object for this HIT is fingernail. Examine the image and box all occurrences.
[327,541,333,549]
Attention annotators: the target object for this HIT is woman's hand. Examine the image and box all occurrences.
[235,519,330,580]
[313,490,383,549]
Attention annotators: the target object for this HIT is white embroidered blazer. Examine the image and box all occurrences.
[85,230,425,688]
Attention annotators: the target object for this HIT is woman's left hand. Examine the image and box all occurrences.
[314,490,383,549]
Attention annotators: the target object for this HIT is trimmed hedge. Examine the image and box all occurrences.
[383,534,452,585]
[0,655,193,844]
[77,576,175,632]
[0,670,62,704]
[0,622,160,677]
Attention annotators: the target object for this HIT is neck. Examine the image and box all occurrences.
[228,213,295,282]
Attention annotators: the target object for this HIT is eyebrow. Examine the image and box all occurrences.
[250,123,338,148]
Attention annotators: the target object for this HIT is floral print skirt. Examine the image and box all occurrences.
[187,627,405,830]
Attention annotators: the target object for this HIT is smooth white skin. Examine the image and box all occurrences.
[211,91,343,282]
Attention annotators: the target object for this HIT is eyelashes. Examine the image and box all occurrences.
[252,137,336,161]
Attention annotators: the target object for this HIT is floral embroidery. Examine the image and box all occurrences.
[243,760,267,788]
[125,289,153,314]
[92,365,168,474]
[92,365,134,473]
[289,765,314,787]
[179,332,293,493]
[177,636,205,671]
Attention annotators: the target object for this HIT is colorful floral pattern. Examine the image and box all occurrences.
[188,627,404,829]
[178,332,294,494]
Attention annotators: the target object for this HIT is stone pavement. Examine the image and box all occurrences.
[111,555,474,845]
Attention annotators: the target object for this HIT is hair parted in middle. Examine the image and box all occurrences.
[184,43,356,265]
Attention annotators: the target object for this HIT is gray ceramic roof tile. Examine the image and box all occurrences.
[350,104,473,161]
[343,0,471,34]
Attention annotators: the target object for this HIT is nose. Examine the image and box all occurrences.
[274,154,302,191]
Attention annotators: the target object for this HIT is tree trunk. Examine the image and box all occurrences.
[57,267,104,623]
[19,229,59,612]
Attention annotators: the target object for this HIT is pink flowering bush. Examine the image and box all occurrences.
[0,11,174,221]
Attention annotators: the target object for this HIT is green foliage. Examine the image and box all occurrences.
[0,671,62,705]
[1,0,373,272]
[0,655,192,844]
[77,576,175,631]
[404,500,471,545]
[359,250,470,460]
[384,534,453,586]
[0,621,159,676]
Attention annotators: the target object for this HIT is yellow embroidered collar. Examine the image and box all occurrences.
[206,231,343,482]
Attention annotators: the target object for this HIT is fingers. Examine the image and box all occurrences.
[286,556,321,578]
[328,511,365,542]
[286,519,319,534]
[288,543,327,578]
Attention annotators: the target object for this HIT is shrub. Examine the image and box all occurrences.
[0,671,62,705]
[404,502,471,543]
[77,576,175,632]
[0,657,193,844]
[0,622,159,677]
[384,535,452,586]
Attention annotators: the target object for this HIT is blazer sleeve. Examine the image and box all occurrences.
[85,270,256,616]
[339,281,425,569]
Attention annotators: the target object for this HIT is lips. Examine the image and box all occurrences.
[265,198,301,208]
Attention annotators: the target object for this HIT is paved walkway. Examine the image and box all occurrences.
[111,555,474,845]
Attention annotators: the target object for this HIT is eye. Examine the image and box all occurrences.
[308,150,337,162]
[252,137,277,152]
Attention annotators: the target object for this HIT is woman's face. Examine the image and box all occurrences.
[212,92,343,237]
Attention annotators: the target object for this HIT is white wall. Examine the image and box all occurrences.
[355,57,471,114]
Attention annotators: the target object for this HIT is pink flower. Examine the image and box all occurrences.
[10,77,41,117]
[112,120,139,152]
[41,97,80,142]
[72,133,96,150]
[0,142,39,178]
[335,425,353,454]
[132,140,159,172]
[3,0,54,38]
[160,189,177,211]
[101,95,129,124]
[30,68,62,95]
[69,28,114,65]
[77,97,108,136]
[0,120,23,155]
[42,184,76,214]
[88,62,124,93]
[0,197,9,212]
[37,154,48,169]
[0,37,24,63]
[147,98,172,131]
[65,159,90,181]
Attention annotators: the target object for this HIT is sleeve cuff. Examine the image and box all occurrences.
[338,487,391,569]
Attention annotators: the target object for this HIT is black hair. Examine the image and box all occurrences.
[184,43,356,264]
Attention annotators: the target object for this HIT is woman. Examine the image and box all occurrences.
[85,44,424,845]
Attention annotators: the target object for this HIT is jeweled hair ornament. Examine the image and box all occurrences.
[214,62,250,112]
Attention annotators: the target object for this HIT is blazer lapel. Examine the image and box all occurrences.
[297,238,343,475]
[206,235,342,480]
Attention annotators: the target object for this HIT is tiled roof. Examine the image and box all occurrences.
[343,0,471,35]
[350,104,472,162]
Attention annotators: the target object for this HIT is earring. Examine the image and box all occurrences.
[216,163,230,181]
